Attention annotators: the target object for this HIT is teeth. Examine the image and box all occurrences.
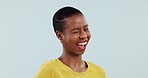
[78,42,87,46]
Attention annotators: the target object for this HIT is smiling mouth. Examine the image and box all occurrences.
[76,42,87,50]
[77,42,87,46]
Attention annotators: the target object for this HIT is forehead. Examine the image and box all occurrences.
[64,14,87,29]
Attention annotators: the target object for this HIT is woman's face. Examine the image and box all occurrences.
[59,14,91,56]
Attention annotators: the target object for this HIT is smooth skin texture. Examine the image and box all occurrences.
[56,14,91,72]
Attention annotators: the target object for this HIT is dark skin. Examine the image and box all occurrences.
[56,14,91,72]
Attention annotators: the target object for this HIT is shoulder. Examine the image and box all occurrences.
[86,61,106,78]
[86,61,105,73]
[36,59,58,72]
[43,59,58,67]
[35,59,58,78]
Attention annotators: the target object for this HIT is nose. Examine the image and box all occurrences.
[79,31,87,40]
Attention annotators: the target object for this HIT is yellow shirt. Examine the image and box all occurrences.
[35,59,106,78]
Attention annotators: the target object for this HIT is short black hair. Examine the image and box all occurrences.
[52,6,83,33]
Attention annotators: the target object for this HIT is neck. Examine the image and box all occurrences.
[58,52,87,72]
[59,52,83,65]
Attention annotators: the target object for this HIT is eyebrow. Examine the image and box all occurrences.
[84,25,88,28]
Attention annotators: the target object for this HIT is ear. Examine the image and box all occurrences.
[56,31,64,42]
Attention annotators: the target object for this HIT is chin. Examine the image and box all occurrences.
[76,50,85,55]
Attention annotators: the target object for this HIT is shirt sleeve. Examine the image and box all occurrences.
[35,64,51,78]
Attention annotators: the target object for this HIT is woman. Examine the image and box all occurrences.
[35,6,106,78]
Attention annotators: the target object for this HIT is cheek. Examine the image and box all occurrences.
[70,36,78,42]
[68,35,79,44]
[87,32,91,39]
[65,35,77,43]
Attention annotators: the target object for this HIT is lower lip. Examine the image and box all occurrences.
[77,45,86,51]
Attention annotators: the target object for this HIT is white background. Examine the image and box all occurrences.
[0,0,148,78]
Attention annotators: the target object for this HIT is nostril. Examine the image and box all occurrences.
[79,35,87,40]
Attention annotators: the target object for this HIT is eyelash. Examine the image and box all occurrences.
[72,28,89,34]
[84,28,89,31]
[73,30,79,33]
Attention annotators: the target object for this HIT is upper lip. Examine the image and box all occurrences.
[77,40,88,46]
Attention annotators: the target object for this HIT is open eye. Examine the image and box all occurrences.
[84,27,89,31]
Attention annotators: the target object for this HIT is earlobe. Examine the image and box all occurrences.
[56,31,64,42]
